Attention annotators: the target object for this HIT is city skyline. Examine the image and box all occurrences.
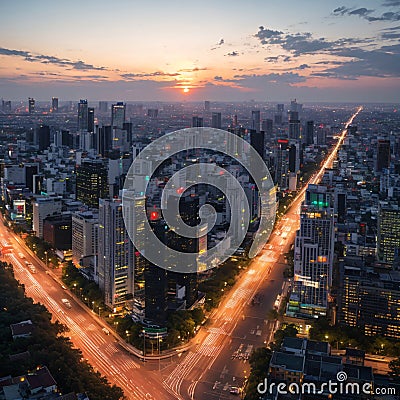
[1,0,400,102]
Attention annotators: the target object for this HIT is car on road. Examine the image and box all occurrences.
[102,327,110,335]
[61,298,72,309]
[230,387,240,395]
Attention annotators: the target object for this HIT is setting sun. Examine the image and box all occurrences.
[183,87,190,93]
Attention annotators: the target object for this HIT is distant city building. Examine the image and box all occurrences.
[376,139,391,172]
[251,110,261,133]
[274,139,289,190]
[88,107,94,133]
[250,129,265,160]
[192,116,203,127]
[98,101,108,113]
[2,99,11,113]
[28,97,35,113]
[111,102,126,129]
[147,108,158,118]
[75,159,109,208]
[377,202,400,265]
[77,99,88,131]
[305,120,314,145]
[262,118,273,137]
[211,112,222,129]
[97,125,112,157]
[36,125,51,151]
[204,100,210,111]
[289,111,300,140]
[98,198,134,309]
[51,97,58,112]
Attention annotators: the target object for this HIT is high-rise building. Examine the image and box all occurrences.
[338,263,400,339]
[289,111,300,140]
[75,159,109,208]
[98,198,134,309]
[2,100,11,113]
[77,99,88,131]
[377,202,400,265]
[32,197,62,238]
[211,112,222,129]
[274,139,289,190]
[97,125,112,157]
[51,97,58,113]
[72,211,99,265]
[147,108,158,118]
[88,107,95,133]
[36,125,51,151]
[98,101,108,113]
[192,116,203,127]
[316,124,327,146]
[24,164,39,192]
[28,97,35,114]
[250,129,265,160]
[262,119,273,137]
[251,110,261,133]
[111,102,126,129]
[376,139,391,172]
[305,121,314,145]
[291,184,335,317]
[204,100,210,111]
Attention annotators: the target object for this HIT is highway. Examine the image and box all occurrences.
[162,106,363,399]
[0,106,362,400]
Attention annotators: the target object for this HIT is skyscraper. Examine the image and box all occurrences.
[77,99,88,131]
[192,116,203,127]
[111,102,126,129]
[289,111,300,140]
[204,100,210,111]
[251,110,261,133]
[98,198,134,309]
[28,97,35,114]
[51,97,58,112]
[36,125,51,151]
[250,130,265,160]
[377,202,400,266]
[292,184,335,317]
[98,101,108,113]
[211,112,222,129]
[88,107,95,133]
[274,139,289,190]
[376,139,391,172]
[305,121,314,145]
[262,119,273,137]
[96,125,112,157]
[75,159,109,208]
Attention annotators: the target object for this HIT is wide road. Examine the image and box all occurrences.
[0,218,177,400]
[1,106,362,400]
[162,106,363,399]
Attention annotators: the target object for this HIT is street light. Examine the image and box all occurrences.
[92,301,95,311]
[44,251,48,268]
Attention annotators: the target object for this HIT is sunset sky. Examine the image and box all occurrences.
[0,0,399,102]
